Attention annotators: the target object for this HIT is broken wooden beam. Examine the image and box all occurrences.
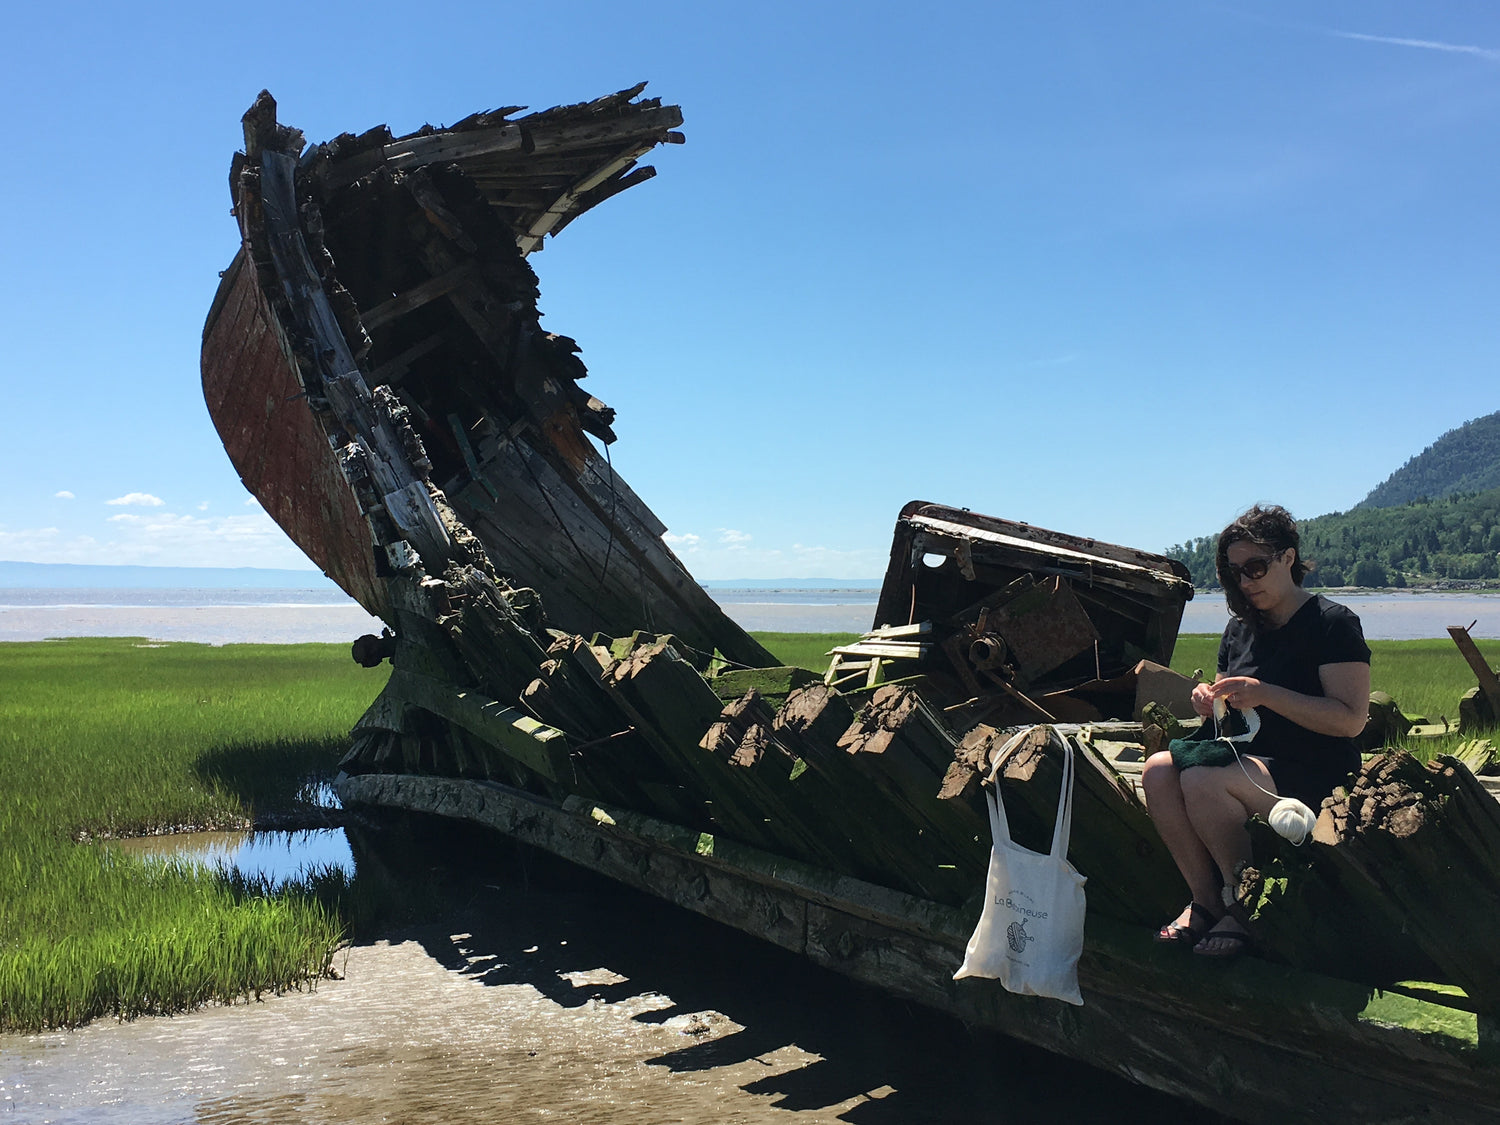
[1447,624,1500,727]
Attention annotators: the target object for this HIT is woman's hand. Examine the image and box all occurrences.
[1190,680,1216,718]
[1207,676,1269,711]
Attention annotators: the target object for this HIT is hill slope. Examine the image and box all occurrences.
[1357,411,1500,509]
[1166,488,1500,588]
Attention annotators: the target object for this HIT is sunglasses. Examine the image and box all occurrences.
[1226,550,1283,583]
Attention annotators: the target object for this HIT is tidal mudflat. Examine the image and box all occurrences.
[1,863,1228,1125]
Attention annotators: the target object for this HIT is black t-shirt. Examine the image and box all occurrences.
[1217,594,1370,775]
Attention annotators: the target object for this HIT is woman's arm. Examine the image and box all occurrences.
[1207,662,1370,739]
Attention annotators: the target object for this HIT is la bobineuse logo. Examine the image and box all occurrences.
[1006,917,1034,954]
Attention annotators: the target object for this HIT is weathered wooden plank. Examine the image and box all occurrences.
[697,690,871,874]
[833,688,990,879]
[709,665,819,706]
[578,637,790,852]
[775,685,979,903]
[829,641,933,659]
[360,262,479,330]
[976,725,1184,927]
[457,435,774,669]
[381,667,571,783]
[517,145,656,253]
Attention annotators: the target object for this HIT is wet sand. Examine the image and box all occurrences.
[5,591,1499,645]
[0,604,386,646]
[0,865,1229,1125]
[0,602,875,645]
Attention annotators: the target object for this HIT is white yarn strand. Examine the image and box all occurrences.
[1211,699,1316,846]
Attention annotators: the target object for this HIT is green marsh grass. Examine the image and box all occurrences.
[0,638,388,1031]
[749,632,860,673]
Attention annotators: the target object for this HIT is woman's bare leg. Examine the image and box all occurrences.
[1178,756,1280,953]
[1141,752,1221,922]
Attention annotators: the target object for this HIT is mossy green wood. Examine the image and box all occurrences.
[709,665,820,707]
[775,685,980,904]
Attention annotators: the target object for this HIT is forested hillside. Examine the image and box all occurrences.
[1358,412,1500,509]
[1165,488,1500,589]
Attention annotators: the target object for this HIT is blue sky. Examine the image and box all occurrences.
[3,2,1497,580]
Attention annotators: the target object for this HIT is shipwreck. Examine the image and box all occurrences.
[202,87,1500,1124]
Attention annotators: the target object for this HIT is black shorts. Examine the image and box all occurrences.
[1265,751,1360,810]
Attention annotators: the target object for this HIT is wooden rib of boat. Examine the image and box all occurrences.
[201,89,1500,1125]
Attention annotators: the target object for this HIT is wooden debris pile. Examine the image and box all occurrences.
[848,504,1197,732]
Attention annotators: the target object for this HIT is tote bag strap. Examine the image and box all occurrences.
[1049,733,1076,860]
[983,729,1077,859]
[982,728,1034,847]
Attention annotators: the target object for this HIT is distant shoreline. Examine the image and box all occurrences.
[1192,585,1500,596]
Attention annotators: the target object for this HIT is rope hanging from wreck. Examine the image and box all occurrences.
[588,441,620,637]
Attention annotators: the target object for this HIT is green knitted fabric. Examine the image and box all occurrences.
[1168,736,1238,770]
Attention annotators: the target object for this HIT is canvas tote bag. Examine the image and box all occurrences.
[953,729,1086,1005]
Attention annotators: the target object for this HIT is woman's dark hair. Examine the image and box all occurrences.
[1215,504,1312,630]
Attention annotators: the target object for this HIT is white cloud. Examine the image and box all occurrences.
[244,497,261,508]
[106,492,165,507]
[718,529,752,544]
[197,501,210,511]
[1330,29,1500,63]
[663,531,701,548]
[0,509,314,569]
[54,490,75,500]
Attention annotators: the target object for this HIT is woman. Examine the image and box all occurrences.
[1141,505,1370,958]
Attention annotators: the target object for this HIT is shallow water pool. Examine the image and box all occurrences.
[111,827,354,883]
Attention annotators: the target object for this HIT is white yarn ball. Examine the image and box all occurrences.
[1268,798,1317,845]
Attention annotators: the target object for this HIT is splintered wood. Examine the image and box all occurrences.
[1309,751,1500,1008]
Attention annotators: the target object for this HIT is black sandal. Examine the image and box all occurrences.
[1155,901,1218,945]
[1193,916,1253,960]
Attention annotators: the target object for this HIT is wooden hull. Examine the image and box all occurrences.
[201,89,1500,1124]
[201,87,772,667]
[202,250,389,618]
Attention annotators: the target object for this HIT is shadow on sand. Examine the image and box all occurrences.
[349,814,1234,1124]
